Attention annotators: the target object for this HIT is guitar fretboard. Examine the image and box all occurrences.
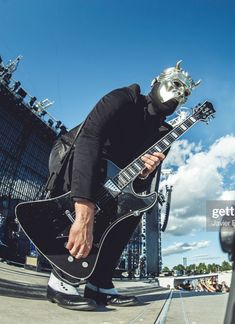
[112,114,198,189]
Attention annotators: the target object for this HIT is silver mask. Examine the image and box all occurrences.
[151,60,201,105]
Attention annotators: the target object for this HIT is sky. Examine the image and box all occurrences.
[0,0,235,269]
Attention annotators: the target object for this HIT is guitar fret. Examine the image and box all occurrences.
[133,162,142,171]
[130,164,139,173]
[163,139,170,145]
[123,169,131,180]
[158,142,167,150]
[121,172,129,183]
[128,167,136,176]
[111,109,204,190]
[184,120,192,128]
[180,124,187,130]
[115,175,127,186]
[166,134,174,143]
[154,145,161,152]
[175,128,183,135]
[166,134,175,142]
[171,131,178,138]
[148,148,155,154]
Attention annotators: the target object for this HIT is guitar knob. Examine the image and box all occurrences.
[68,256,74,262]
[82,261,89,268]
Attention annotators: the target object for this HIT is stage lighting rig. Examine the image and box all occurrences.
[35,98,54,113]
[5,55,23,74]
[0,54,67,135]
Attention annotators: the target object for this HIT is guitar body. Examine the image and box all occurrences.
[16,159,157,279]
[15,102,216,279]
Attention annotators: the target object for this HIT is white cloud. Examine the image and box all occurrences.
[160,134,235,236]
[190,255,223,261]
[162,240,210,256]
[163,139,202,168]
[219,191,235,200]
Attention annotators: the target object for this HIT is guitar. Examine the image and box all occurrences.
[15,101,215,279]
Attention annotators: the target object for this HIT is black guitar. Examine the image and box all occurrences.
[16,101,215,279]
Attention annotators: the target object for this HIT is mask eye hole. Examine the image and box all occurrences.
[173,81,182,88]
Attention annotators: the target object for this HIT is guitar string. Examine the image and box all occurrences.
[68,112,202,220]
[69,122,194,220]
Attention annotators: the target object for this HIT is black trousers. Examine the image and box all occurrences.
[53,214,142,288]
[49,142,143,288]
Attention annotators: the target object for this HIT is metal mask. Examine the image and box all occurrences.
[151,60,201,105]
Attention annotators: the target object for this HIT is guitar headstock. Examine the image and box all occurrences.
[193,101,216,123]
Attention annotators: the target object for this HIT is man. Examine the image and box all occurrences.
[47,60,200,310]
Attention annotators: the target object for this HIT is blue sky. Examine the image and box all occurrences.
[1,0,235,268]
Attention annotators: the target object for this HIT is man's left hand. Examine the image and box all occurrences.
[140,152,165,178]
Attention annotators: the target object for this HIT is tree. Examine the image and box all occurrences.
[186,264,196,274]
[162,266,170,272]
[196,262,207,274]
[173,264,185,275]
[221,261,232,271]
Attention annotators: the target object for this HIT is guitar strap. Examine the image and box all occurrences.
[44,120,86,199]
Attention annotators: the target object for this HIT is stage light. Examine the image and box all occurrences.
[59,125,67,134]
[17,87,27,98]
[12,81,21,92]
[2,73,11,84]
[29,96,37,107]
[47,119,54,127]
[55,121,62,129]
[40,111,47,117]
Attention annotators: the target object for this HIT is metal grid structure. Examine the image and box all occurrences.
[0,86,56,202]
[0,55,62,263]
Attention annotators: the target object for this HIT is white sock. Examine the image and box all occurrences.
[48,272,80,295]
[86,282,118,295]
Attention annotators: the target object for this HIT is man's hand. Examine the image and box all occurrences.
[140,152,165,178]
[66,199,95,260]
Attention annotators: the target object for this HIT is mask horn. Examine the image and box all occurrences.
[194,79,201,88]
[175,60,182,70]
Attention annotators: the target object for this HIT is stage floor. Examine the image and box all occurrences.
[0,261,228,324]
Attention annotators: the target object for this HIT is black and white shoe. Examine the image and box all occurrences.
[84,285,140,307]
[47,272,96,311]
[47,286,97,311]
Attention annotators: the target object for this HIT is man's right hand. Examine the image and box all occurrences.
[66,199,95,259]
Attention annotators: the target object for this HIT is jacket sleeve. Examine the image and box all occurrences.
[71,88,133,202]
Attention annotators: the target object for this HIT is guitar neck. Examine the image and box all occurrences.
[113,113,198,189]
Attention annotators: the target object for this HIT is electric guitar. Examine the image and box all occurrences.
[15,101,215,279]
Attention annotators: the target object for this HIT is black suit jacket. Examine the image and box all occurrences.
[69,84,172,202]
